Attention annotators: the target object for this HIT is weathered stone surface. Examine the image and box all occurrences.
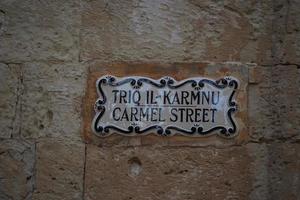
[247,142,300,200]
[32,138,85,200]
[0,0,81,62]
[85,142,300,200]
[249,65,300,141]
[21,62,87,141]
[0,139,35,200]
[85,144,253,200]
[80,0,273,65]
[0,0,299,199]
[272,0,300,65]
[0,63,22,138]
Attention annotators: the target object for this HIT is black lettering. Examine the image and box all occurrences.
[132,91,141,104]
[158,108,165,122]
[202,91,210,105]
[150,91,157,104]
[119,90,127,103]
[146,91,149,104]
[170,108,178,122]
[172,92,180,104]
[130,107,138,121]
[202,108,209,122]
[112,107,121,121]
[121,108,129,121]
[181,91,189,105]
[151,108,158,121]
[186,108,194,122]
[128,90,132,103]
[212,91,220,105]
[195,108,202,122]
[211,108,217,123]
[163,91,172,104]
[140,107,149,121]
[191,91,200,104]
[178,108,185,122]
[112,90,119,103]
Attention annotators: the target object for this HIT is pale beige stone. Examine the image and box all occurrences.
[248,65,261,84]
[32,138,85,200]
[0,0,81,62]
[0,0,299,199]
[248,65,300,141]
[80,0,273,65]
[0,63,22,138]
[84,144,253,200]
[248,142,300,200]
[272,0,300,64]
[21,62,87,141]
[0,139,35,200]
[84,142,300,200]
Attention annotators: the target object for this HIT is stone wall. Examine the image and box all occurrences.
[0,0,299,200]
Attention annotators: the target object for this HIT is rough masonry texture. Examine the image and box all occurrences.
[0,0,299,200]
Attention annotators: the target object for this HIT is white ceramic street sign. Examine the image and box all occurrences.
[92,75,238,137]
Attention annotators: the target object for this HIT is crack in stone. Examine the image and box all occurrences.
[7,63,24,139]
[28,140,37,200]
[261,62,300,67]
[82,143,87,200]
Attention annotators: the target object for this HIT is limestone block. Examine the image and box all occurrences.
[0,0,81,62]
[32,138,85,200]
[272,0,300,64]
[85,142,300,200]
[249,65,300,141]
[80,0,273,65]
[0,63,22,138]
[0,139,35,200]
[21,62,87,141]
[84,144,253,200]
[284,0,300,64]
[247,143,300,200]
